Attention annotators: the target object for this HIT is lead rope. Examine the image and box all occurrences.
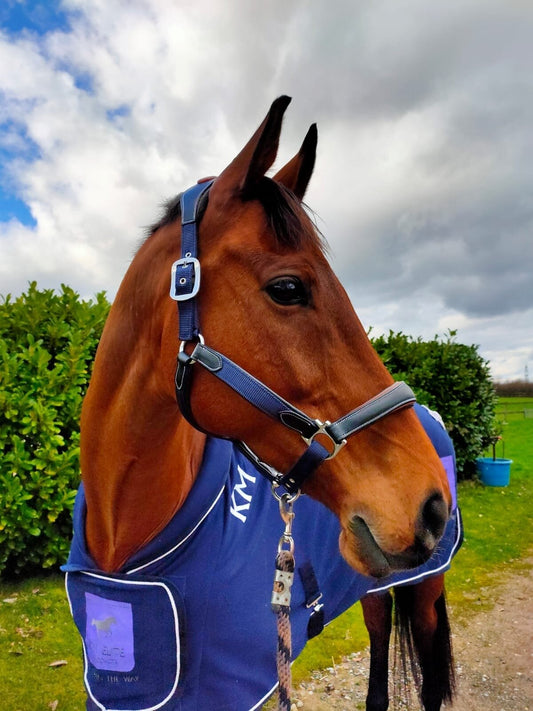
[271,489,299,711]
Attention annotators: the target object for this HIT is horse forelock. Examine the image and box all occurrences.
[250,177,326,254]
[147,178,326,255]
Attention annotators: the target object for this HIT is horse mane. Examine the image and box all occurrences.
[148,177,326,253]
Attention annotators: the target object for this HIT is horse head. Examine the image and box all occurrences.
[83,97,451,576]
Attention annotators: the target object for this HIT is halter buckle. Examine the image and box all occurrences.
[170,257,201,301]
[302,420,347,460]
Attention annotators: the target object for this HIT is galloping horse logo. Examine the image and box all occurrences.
[91,616,117,637]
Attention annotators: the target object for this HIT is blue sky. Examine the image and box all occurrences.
[1,0,532,382]
[0,0,71,35]
[0,1,70,227]
[0,118,38,226]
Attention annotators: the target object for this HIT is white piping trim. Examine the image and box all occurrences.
[369,511,463,594]
[126,484,226,575]
[250,682,278,710]
[66,571,182,711]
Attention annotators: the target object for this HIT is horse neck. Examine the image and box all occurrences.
[81,241,206,573]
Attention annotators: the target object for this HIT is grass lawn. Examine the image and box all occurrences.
[1,398,531,709]
[0,575,85,710]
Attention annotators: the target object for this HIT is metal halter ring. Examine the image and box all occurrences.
[178,333,205,353]
[302,420,347,460]
[271,484,300,505]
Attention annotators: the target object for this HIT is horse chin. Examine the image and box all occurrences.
[341,515,436,579]
[339,519,392,579]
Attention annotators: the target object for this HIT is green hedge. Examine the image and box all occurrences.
[370,330,496,478]
[0,283,109,576]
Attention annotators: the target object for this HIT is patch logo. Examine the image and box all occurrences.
[85,592,135,672]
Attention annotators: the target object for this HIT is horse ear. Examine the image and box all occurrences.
[273,123,317,201]
[211,96,291,200]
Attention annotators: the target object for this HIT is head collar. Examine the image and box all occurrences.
[172,181,416,494]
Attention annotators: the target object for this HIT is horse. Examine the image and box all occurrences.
[63,96,459,711]
[91,616,117,637]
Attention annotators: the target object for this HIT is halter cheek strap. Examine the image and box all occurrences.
[172,182,416,494]
[170,180,210,340]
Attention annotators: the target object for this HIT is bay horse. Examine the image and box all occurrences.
[64,96,459,711]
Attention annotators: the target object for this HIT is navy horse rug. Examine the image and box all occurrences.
[63,404,462,711]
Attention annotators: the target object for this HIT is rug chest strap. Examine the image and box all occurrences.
[299,560,324,639]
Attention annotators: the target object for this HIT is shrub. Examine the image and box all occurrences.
[0,283,110,576]
[371,330,496,479]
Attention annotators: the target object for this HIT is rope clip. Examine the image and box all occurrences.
[272,486,299,555]
[271,486,299,608]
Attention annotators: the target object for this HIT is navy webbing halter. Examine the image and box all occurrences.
[172,181,416,494]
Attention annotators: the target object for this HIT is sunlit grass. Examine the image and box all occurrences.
[0,575,85,710]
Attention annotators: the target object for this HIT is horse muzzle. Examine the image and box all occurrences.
[345,491,449,578]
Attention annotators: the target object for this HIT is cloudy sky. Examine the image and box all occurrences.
[1,0,532,382]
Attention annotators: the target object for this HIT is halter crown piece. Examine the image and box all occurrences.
[172,181,417,494]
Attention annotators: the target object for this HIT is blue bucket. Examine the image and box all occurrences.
[475,457,512,487]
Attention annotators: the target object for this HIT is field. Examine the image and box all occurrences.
[0,397,531,710]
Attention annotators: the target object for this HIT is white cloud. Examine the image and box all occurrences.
[0,0,532,381]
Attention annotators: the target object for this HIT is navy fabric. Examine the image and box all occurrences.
[191,344,318,436]
[281,438,332,492]
[174,180,213,341]
[66,572,186,710]
[173,255,200,340]
[63,404,462,711]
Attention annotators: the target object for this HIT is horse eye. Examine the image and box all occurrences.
[265,277,309,306]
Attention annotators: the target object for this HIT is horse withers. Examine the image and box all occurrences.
[63,96,459,711]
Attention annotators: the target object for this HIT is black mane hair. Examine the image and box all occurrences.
[148,177,326,253]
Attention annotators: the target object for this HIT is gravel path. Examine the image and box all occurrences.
[289,562,533,711]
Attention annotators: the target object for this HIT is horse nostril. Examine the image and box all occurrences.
[418,492,448,547]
